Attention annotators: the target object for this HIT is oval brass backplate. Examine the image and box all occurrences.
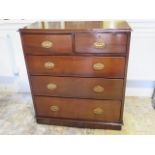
[93,107,104,115]
[93,63,104,70]
[94,42,105,48]
[44,62,55,69]
[47,83,57,90]
[50,105,59,112]
[93,85,104,93]
[41,41,53,48]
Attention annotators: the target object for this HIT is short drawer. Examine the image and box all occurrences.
[22,34,72,55]
[75,33,127,54]
[27,56,125,78]
[34,96,121,122]
[31,76,123,99]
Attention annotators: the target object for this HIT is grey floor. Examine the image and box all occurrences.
[0,92,155,134]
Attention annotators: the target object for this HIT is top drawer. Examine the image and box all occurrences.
[75,33,127,54]
[21,34,73,55]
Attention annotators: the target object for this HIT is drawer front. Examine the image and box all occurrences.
[27,56,125,78]
[22,34,72,55]
[31,76,123,99]
[35,96,121,122]
[75,33,127,53]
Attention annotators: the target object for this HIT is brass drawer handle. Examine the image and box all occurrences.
[93,107,104,115]
[93,85,104,93]
[41,41,53,48]
[93,63,104,70]
[94,42,105,48]
[47,83,57,90]
[44,62,55,69]
[50,105,59,112]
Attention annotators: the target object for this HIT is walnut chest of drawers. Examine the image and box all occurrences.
[20,21,131,130]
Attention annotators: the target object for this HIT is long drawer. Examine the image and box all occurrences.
[27,56,125,78]
[31,76,123,99]
[34,96,121,122]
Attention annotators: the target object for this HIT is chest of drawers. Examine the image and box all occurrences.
[20,21,131,130]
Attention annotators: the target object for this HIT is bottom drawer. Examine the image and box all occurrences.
[34,96,121,122]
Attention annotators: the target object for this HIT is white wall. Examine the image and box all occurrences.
[0,20,35,92]
[0,32,15,77]
[0,20,154,97]
[127,20,155,80]
[126,20,155,96]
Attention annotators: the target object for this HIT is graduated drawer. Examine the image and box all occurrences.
[22,34,72,55]
[34,96,121,122]
[75,32,127,54]
[31,76,123,99]
[27,56,125,78]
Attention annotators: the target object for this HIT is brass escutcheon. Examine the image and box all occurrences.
[93,85,104,93]
[47,83,57,90]
[93,63,104,70]
[94,41,105,48]
[41,41,53,48]
[50,105,59,112]
[93,107,104,115]
[44,62,55,69]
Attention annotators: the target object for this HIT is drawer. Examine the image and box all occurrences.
[75,33,127,54]
[27,56,125,78]
[22,34,72,55]
[31,76,123,99]
[34,96,121,122]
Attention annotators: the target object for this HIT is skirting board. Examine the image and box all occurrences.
[126,80,155,97]
[126,87,153,97]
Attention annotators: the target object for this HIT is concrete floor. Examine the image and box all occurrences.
[0,92,155,134]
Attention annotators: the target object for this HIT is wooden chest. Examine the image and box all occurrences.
[20,21,131,130]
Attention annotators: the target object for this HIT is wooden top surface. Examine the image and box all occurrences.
[20,21,131,33]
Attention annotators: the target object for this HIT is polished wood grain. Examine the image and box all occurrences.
[20,21,131,130]
[31,76,123,99]
[27,56,125,78]
[34,96,121,122]
[75,33,127,53]
[36,117,122,129]
[19,21,131,33]
[120,32,131,122]
[22,34,73,55]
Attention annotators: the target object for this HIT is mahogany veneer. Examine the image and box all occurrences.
[22,34,72,54]
[31,76,124,99]
[27,56,125,78]
[75,32,127,53]
[20,21,131,130]
[34,96,121,122]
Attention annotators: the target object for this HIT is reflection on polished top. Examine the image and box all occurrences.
[21,21,131,32]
